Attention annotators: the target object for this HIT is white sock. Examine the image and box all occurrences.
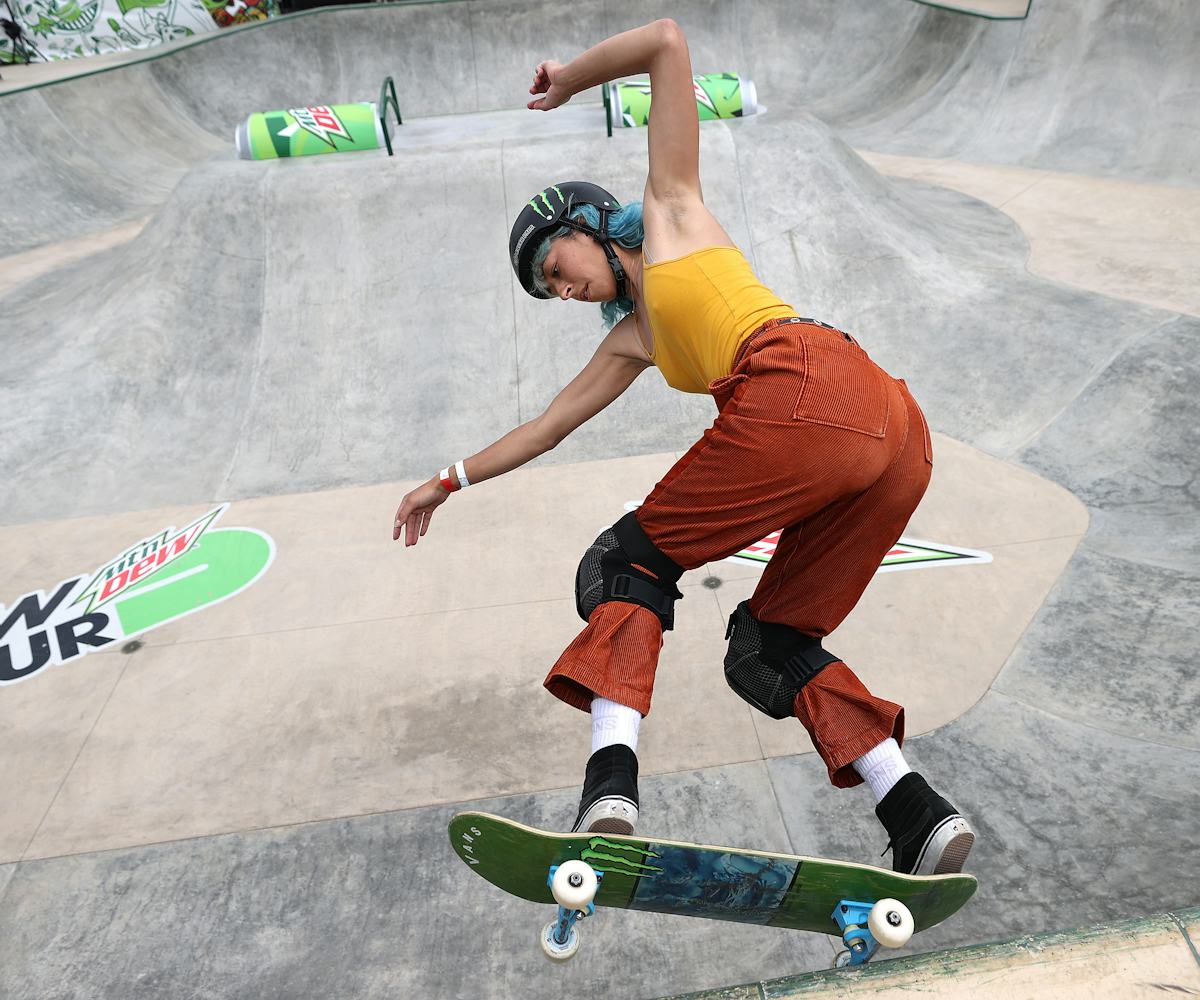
[852,738,912,803]
[591,696,641,754]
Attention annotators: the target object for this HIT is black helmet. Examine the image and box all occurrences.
[509,181,627,300]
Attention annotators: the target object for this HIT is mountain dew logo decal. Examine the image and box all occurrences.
[878,538,992,572]
[281,106,353,148]
[74,507,222,614]
[610,73,749,128]
[727,531,992,573]
[692,79,719,117]
[581,836,664,879]
[617,502,992,573]
[0,504,274,686]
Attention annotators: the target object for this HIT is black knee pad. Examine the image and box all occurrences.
[575,511,684,630]
[724,601,840,719]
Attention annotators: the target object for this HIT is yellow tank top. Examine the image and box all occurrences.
[642,246,797,394]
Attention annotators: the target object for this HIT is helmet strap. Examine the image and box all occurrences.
[597,209,628,299]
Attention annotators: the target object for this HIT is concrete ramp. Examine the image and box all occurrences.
[1,108,1182,524]
[3,0,1197,256]
[659,909,1200,999]
[1,1,1198,998]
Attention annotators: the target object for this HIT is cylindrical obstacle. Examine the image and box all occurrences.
[234,102,385,160]
[605,73,758,130]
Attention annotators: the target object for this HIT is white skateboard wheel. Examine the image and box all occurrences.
[550,860,599,910]
[540,920,581,961]
[868,898,914,948]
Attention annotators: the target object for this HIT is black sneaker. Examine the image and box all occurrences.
[875,772,975,875]
[571,744,639,835]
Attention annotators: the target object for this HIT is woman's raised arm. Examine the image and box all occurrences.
[531,19,700,201]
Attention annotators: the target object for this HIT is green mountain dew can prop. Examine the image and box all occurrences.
[235,102,385,160]
[604,72,758,132]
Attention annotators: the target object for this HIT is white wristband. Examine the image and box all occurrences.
[455,459,471,488]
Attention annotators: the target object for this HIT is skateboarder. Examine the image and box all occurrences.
[394,19,975,876]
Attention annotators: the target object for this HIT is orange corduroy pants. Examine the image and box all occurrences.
[544,318,934,787]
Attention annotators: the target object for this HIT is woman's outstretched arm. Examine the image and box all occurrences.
[531,19,701,201]
[392,317,649,545]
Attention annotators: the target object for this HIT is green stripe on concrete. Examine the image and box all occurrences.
[1171,906,1200,969]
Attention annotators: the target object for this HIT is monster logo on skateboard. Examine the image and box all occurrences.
[449,812,976,966]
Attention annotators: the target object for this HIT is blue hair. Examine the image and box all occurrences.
[530,201,644,330]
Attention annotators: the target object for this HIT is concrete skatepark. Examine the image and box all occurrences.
[1,0,1198,996]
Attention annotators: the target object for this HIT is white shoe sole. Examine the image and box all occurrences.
[572,796,638,835]
[913,815,975,875]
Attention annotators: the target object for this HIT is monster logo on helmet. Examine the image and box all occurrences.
[509,181,628,300]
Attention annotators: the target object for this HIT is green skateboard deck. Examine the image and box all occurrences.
[449,811,976,938]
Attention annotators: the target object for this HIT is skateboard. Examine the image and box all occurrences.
[449,811,976,967]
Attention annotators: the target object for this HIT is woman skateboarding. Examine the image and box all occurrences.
[393,18,974,876]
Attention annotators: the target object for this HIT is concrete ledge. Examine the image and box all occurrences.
[658,907,1200,999]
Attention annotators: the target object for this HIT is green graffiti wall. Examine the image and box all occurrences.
[1,0,278,64]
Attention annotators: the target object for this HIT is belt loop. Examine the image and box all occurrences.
[735,315,806,369]
[732,333,757,370]
[734,316,801,367]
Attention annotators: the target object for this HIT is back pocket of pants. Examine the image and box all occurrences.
[792,338,890,438]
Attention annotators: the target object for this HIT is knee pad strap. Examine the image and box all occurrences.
[611,511,684,587]
[757,618,840,690]
[575,512,685,630]
[599,551,681,628]
[724,601,839,719]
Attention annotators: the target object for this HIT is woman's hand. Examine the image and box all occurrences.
[528,60,571,111]
[393,479,449,545]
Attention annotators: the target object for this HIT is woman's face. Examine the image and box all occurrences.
[543,230,616,303]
